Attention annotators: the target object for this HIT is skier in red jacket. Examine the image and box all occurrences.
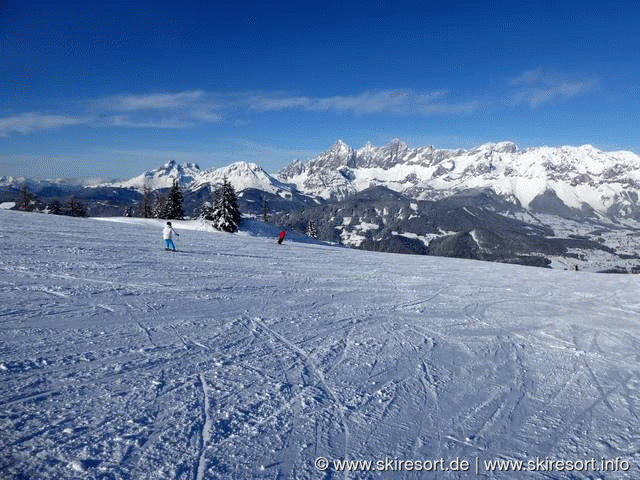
[277,229,286,245]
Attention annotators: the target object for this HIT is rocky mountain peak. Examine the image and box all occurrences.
[274,139,640,215]
[330,139,353,155]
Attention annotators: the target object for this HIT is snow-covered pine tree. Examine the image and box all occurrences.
[17,183,35,211]
[211,178,241,232]
[48,200,62,215]
[140,185,154,218]
[306,220,318,239]
[65,196,87,217]
[153,194,169,219]
[261,197,269,222]
[166,179,184,219]
[198,191,215,221]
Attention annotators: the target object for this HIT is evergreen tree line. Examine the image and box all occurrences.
[138,179,184,220]
[199,178,241,233]
[13,179,240,232]
[138,178,241,233]
[16,184,88,217]
[15,179,318,240]
[140,179,324,239]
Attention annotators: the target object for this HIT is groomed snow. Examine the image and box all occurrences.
[2,209,640,479]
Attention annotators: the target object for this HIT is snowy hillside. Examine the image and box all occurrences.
[105,160,202,190]
[2,209,640,479]
[278,140,640,217]
[191,161,295,198]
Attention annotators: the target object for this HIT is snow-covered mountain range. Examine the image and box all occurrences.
[191,161,295,197]
[87,139,640,221]
[6,140,640,221]
[103,160,202,190]
[279,140,640,218]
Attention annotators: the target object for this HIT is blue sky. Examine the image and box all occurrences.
[1,0,639,179]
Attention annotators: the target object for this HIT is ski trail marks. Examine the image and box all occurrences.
[37,287,68,298]
[418,360,442,455]
[392,287,448,311]
[250,316,351,478]
[136,322,155,348]
[125,302,157,349]
[582,357,616,413]
[196,370,213,480]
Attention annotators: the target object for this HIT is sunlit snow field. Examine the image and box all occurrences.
[1,209,640,479]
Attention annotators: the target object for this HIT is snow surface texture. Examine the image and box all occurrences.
[2,209,640,479]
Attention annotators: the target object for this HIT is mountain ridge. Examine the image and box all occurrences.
[6,140,640,222]
[276,140,640,218]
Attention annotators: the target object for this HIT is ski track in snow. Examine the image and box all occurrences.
[196,369,213,480]
[2,209,640,479]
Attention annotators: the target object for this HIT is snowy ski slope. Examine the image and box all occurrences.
[1,209,640,479]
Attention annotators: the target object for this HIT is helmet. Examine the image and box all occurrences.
[167,221,172,226]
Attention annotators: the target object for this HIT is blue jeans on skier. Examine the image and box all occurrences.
[164,239,176,251]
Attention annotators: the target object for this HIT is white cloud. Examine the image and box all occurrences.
[0,88,483,138]
[95,90,223,128]
[510,67,546,86]
[4,75,599,139]
[510,68,598,108]
[526,81,597,108]
[0,91,224,136]
[108,115,195,129]
[0,113,90,136]
[248,89,479,116]
[98,90,207,111]
[249,95,313,111]
[190,110,224,122]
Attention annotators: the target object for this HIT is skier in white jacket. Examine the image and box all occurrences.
[162,221,179,251]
